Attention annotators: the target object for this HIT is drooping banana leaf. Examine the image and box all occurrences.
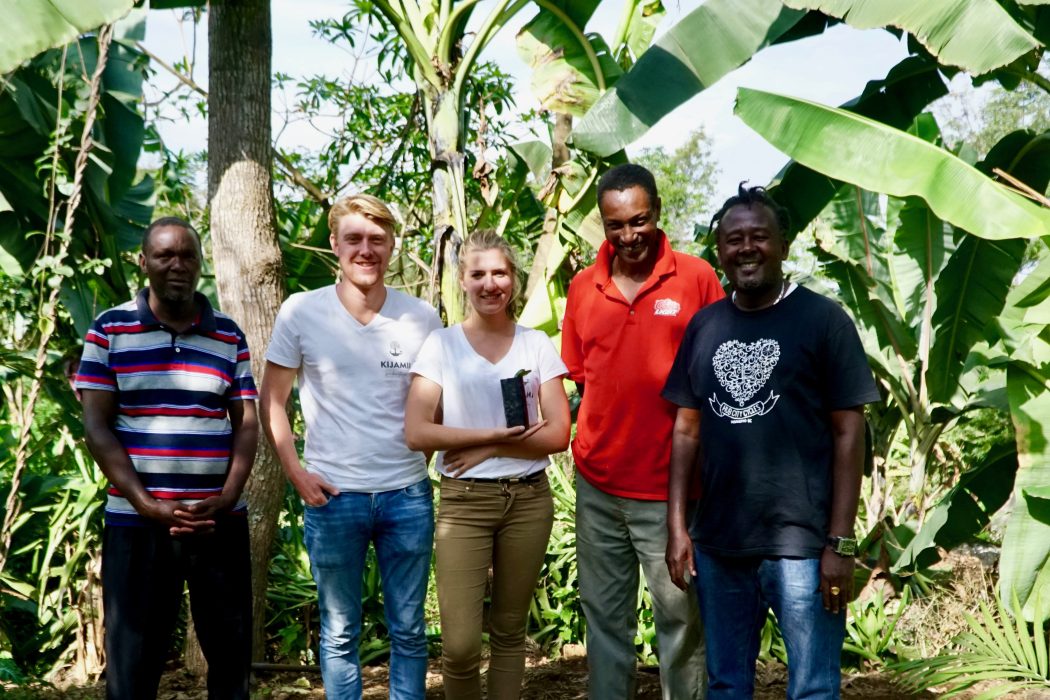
[812,187,918,371]
[1001,345,1050,620]
[768,54,948,237]
[571,0,806,157]
[781,0,1040,75]
[1,0,135,74]
[735,88,1050,242]
[926,234,1027,405]
[517,13,623,117]
[887,195,953,330]
[895,440,1018,572]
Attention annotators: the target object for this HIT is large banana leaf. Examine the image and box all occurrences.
[895,440,1018,572]
[1001,347,1050,620]
[782,0,1040,75]
[887,195,953,329]
[927,235,1027,404]
[735,88,1050,241]
[517,20,623,117]
[0,26,153,330]
[571,0,805,156]
[813,187,917,371]
[1,0,135,74]
[768,55,948,237]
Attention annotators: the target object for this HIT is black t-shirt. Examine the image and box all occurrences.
[662,286,880,558]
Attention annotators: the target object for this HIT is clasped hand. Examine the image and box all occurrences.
[146,494,235,536]
[444,420,546,477]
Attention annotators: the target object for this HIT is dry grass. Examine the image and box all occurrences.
[895,551,996,659]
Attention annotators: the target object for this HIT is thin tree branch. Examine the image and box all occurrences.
[135,40,329,206]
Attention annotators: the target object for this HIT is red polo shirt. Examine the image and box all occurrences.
[562,233,724,500]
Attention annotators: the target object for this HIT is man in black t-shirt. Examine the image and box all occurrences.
[662,185,880,699]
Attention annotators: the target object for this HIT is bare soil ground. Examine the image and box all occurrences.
[0,656,946,699]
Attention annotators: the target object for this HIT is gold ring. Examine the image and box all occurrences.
[830,586,841,596]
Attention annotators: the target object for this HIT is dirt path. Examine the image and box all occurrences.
[5,657,940,699]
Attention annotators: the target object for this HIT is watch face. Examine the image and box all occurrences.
[829,537,857,556]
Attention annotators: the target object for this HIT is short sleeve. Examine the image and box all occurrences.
[230,331,258,400]
[661,318,702,409]
[410,330,446,387]
[74,316,116,392]
[265,297,303,369]
[822,309,880,410]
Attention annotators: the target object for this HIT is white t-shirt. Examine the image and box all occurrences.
[266,285,442,492]
[411,324,568,479]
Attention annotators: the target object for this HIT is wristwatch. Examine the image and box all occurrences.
[826,535,858,557]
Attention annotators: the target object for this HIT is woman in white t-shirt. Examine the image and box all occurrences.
[405,229,570,700]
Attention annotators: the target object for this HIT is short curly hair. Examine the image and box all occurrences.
[709,183,790,239]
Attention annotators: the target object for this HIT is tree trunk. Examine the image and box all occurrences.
[208,0,286,663]
[525,112,572,301]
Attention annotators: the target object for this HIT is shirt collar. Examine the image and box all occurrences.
[594,231,677,289]
[134,288,217,333]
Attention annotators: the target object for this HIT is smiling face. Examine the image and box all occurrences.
[140,225,202,305]
[330,212,394,292]
[599,185,662,274]
[460,248,515,318]
[716,203,789,308]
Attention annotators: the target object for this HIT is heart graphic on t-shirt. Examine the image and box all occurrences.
[712,339,781,406]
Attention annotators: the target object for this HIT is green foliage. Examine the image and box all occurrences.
[736,89,1050,242]
[529,458,585,653]
[782,0,1041,75]
[894,591,1050,698]
[528,456,656,663]
[937,58,1050,157]
[635,127,719,243]
[571,0,808,157]
[844,587,912,669]
[0,0,135,75]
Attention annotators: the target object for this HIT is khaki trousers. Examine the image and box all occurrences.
[436,474,555,700]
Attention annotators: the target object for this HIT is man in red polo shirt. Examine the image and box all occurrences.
[562,163,723,698]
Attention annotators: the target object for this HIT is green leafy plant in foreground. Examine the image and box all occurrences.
[894,591,1050,698]
[844,586,911,669]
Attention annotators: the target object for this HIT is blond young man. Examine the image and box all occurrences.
[260,195,441,700]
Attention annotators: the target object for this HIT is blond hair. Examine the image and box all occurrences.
[328,194,398,239]
[459,229,523,318]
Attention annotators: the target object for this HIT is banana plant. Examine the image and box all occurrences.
[0,9,155,335]
[735,77,1050,612]
[0,0,135,74]
[355,0,612,321]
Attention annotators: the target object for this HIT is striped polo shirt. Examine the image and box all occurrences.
[75,289,258,526]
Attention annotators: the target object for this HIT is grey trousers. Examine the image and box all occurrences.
[575,474,706,699]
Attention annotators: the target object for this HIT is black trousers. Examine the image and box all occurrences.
[102,515,252,700]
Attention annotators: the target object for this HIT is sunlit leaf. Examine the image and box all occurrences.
[735,88,1050,241]
[572,0,805,156]
[782,0,1040,74]
[1,0,135,74]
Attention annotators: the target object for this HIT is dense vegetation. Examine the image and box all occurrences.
[1,1,1049,696]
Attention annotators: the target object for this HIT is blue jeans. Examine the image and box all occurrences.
[304,478,434,700]
[693,549,844,700]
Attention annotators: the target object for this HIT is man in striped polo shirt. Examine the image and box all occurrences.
[76,217,258,700]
